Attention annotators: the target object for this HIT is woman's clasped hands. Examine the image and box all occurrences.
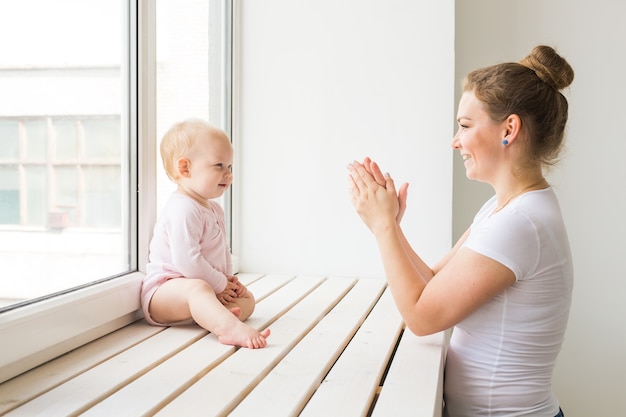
[347,157,409,233]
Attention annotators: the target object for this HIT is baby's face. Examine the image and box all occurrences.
[181,132,233,203]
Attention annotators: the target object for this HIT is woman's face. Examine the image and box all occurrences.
[452,91,506,183]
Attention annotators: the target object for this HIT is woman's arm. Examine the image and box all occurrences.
[348,160,515,336]
[360,157,469,280]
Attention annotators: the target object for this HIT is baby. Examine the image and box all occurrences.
[140,119,270,348]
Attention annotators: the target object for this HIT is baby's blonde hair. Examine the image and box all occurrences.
[160,118,229,182]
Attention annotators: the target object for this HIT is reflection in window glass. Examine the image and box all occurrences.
[24,166,47,226]
[0,166,19,224]
[55,166,78,225]
[0,121,19,159]
[54,120,79,160]
[84,166,121,228]
[0,0,131,310]
[24,120,47,160]
[83,119,122,160]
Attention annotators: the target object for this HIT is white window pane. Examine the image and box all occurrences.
[0,0,132,310]
[54,166,78,225]
[0,121,19,159]
[0,166,19,224]
[24,120,47,160]
[54,119,79,160]
[83,119,122,160]
[24,166,47,226]
[83,166,122,228]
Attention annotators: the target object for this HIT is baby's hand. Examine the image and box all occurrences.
[217,280,239,305]
[228,275,248,297]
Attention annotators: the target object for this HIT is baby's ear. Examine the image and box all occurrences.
[177,157,191,177]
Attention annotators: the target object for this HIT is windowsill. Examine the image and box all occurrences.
[0,271,143,384]
[0,274,446,416]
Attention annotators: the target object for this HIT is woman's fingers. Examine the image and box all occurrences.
[367,160,387,187]
[396,182,409,223]
[348,159,398,206]
[348,158,402,234]
[347,161,366,189]
[350,160,388,187]
[383,172,399,199]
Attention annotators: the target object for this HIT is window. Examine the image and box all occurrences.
[156,0,232,219]
[0,117,122,229]
[0,0,131,309]
[0,0,232,310]
[0,0,234,383]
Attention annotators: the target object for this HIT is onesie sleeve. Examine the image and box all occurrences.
[463,210,541,281]
[209,201,234,276]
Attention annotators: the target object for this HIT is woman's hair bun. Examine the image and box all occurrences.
[520,45,574,90]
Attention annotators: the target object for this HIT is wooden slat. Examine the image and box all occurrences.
[153,276,353,417]
[299,288,404,417]
[81,275,327,417]
[0,274,282,412]
[4,326,207,417]
[371,330,446,417]
[0,274,283,415]
[234,272,264,286]
[80,335,232,417]
[229,278,387,417]
[241,274,295,302]
[0,321,164,415]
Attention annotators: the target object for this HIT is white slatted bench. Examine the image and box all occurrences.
[0,274,446,417]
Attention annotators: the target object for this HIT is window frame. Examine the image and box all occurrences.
[0,0,155,384]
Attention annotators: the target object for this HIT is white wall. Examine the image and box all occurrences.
[454,1,626,415]
[234,1,626,414]
[235,0,455,277]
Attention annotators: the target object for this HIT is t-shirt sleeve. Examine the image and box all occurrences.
[463,210,540,281]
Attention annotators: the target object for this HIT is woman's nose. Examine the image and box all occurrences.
[451,132,460,149]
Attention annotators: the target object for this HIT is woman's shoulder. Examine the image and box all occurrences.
[479,187,560,224]
[511,187,563,223]
[470,187,564,249]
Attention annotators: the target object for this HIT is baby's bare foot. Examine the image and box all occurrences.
[218,323,270,349]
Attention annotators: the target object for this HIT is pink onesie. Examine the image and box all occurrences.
[141,192,232,325]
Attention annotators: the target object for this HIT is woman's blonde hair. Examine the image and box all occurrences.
[463,45,574,168]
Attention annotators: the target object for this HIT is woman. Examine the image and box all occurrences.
[348,45,574,416]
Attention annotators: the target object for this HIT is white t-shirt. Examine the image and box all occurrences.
[444,187,573,417]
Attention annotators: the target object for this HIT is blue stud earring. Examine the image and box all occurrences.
[502,139,509,145]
